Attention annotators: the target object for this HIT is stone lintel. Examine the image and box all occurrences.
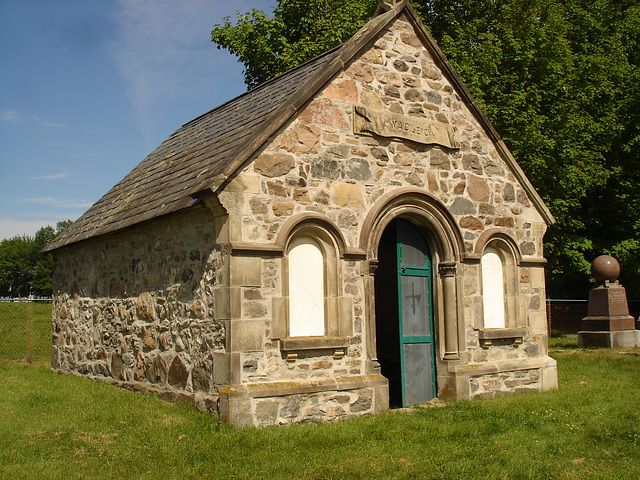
[219,374,388,400]
[229,241,366,259]
[519,257,548,267]
[230,242,283,256]
[462,253,547,267]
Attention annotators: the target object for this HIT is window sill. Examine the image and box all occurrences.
[478,328,526,348]
[279,336,350,362]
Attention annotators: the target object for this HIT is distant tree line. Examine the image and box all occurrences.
[212,0,640,299]
[0,221,72,297]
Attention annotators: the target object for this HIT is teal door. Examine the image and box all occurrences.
[375,219,437,407]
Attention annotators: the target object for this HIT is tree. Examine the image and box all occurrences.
[211,0,640,298]
[0,235,35,297]
[417,0,640,297]
[0,220,72,297]
[211,0,378,88]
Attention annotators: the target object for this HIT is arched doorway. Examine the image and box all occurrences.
[375,218,436,407]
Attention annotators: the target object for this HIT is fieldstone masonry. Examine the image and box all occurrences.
[48,2,557,427]
[51,207,224,409]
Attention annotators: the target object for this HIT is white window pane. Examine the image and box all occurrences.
[482,246,505,329]
[289,237,325,337]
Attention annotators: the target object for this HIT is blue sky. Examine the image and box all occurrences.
[0,0,276,240]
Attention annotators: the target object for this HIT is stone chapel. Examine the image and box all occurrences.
[45,0,558,427]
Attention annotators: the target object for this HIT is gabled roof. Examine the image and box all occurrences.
[46,0,553,252]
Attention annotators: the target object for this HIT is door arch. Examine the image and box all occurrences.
[375,218,436,407]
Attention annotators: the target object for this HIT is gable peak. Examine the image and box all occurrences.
[377,0,405,13]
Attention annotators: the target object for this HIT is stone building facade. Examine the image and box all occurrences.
[47,1,558,427]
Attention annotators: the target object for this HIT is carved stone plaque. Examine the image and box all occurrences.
[353,105,460,149]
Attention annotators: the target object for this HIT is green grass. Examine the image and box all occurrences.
[2,348,639,480]
[548,335,580,350]
[0,301,51,361]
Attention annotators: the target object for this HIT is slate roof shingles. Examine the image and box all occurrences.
[46,48,340,251]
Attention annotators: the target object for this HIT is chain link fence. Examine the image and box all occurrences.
[0,298,52,362]
[547,298,640,336]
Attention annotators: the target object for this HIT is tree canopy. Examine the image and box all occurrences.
[0,220,72,297]
[211,0,640,298]
[211,0,378,89]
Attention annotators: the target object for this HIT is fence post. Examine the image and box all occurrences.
[28,295,32,364]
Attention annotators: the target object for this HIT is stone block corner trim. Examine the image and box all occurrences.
[353,105,460,149]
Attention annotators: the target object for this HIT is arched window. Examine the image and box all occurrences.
[288,236,325,337]
[271,216,353,352]
[481,246,506,329]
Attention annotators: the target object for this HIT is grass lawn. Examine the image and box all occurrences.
[2,346,639,480]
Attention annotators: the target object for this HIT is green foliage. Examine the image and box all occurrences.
[2,350,639,478]
[0,221,71,297]
[211,0,378,88]
[211,0,640,298]
[419,0,640,297]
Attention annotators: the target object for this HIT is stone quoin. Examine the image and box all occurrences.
[45,0,558,427]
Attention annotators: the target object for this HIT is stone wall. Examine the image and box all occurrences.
[220,380,385,427]
[470,368,541,400]
[51,205,225,406]
[229,18,546,257]
[216,16,551,392]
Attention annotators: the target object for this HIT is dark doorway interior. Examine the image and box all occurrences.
[375,220,402,407]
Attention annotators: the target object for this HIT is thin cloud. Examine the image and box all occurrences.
[109,0,261,144]
[32,173,71,181]
[0,109,67,128]
[22,197,92,209]
[0,218,75,241]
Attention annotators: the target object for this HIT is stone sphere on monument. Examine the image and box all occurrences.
[591,255,620,283]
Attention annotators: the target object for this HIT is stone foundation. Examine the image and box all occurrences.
[51,366,220,413]
[219,374,388,427]
[444,357,558,401]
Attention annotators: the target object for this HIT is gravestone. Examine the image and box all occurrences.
[578,255,640,348]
